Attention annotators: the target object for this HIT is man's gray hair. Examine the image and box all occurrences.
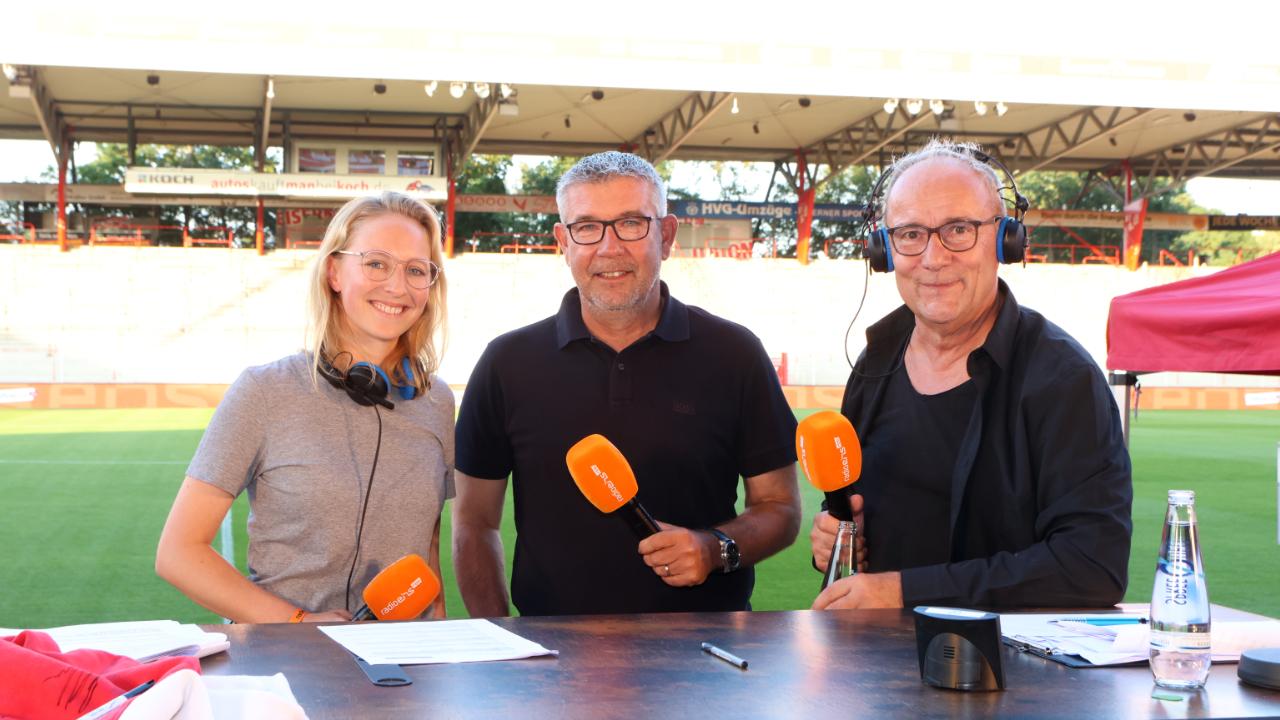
[555,151,667,217]
[881,138,1006,222]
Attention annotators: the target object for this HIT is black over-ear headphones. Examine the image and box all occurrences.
[319,354,419,410]
[862,147,1030,273]
[317,350,420,612]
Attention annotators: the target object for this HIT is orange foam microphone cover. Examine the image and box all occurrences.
[796,411,862,522]
[566,434,660,537]
[358,554,441,621]
[566,434,639,512]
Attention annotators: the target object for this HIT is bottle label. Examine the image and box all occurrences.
[1149,629,1211,650]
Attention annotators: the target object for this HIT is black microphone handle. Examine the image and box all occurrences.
[825,488,854,522]
[352,604,376,622]
[623,498,662,538]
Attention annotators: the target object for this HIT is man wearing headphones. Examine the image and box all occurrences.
[810,139,1132,610]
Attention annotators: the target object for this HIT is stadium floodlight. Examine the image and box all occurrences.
[973,100,988,116]
[995,101,1009,117]
[929,99,945,115]
[424,80,438,97]
[904,98,923,116]
[4,64,33,98]
[883,98,899,114]
[474,82,491,99]
[449,81,466,99]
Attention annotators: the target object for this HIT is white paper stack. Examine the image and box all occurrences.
[999,613,1280,666]
[0,619,229,660]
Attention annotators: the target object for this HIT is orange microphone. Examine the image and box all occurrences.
[796,411,863,522]
[351,554,441,621]
[566,434,661,538]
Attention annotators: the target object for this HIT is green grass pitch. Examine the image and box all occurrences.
[0,407,1276,627]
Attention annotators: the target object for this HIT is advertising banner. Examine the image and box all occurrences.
[1208,215,1280,231]
[124,168,447,201]
[455,194,560,214]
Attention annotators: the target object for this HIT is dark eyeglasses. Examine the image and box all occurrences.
[333,250,440,289]
[886,217,1001,256]
[563,216,653,245]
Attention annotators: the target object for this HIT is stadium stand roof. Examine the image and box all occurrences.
[4,4,1279,200]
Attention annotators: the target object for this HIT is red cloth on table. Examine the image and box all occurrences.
[0,631,200,720]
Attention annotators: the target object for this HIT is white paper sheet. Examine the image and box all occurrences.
[318,619,556,666]
[999,613,1280,666]
[0,620,229,661]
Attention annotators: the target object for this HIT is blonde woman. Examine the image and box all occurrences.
[157,192,452,623]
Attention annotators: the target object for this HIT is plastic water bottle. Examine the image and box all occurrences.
[821,520,857,590]
[1149,489,1212,689]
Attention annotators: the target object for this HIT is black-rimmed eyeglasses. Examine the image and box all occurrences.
[886,217,1001,256]
[564,216,653,245]
[333,249,440,289]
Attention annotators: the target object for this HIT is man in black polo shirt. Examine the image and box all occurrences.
[452,151,801,616]
[810,139,1132,610]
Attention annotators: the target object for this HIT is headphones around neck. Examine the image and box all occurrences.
[862,147,1030,273]
[318,354,418,410]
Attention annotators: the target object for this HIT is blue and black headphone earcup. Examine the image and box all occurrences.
[395,357,417,401]
[867,227,894,273]
[345,362,391,407]
[995,217,1028,264]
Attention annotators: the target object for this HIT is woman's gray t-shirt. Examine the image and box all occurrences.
[187,352,454,613]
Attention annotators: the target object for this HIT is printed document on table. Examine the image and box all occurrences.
[319,619,557,665]
[999,613,1280,666]
[0,620,229,660]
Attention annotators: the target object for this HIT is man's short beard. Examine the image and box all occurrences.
[583,275,659,314]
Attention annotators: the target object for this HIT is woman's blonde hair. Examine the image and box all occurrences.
[305,191,448,395]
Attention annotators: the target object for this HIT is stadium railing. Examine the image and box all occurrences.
[0,222,36,243]
[463,231,559,254]
[89,222,235,248]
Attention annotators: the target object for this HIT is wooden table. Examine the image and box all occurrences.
[203,609,1280,719]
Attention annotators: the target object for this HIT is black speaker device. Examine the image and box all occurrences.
[912,606,1006,691]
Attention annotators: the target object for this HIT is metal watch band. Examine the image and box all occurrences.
[708,528,738,573]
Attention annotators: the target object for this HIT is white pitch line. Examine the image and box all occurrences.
[0,459,188,465]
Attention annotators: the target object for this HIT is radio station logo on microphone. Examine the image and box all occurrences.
[590,463,625,503]
[380,576,424,616]
[833,437,851,482]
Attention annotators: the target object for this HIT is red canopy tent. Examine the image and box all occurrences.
[1107,250,1280,375]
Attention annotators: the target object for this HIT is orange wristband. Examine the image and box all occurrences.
[289,608,307,623]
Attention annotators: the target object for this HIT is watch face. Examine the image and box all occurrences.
[724,540,740,570]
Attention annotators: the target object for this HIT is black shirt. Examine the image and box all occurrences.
[456,283,797,616]
[861,363,975,572]
[842,281,1133,608]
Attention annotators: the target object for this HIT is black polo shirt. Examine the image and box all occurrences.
[456,283,797,616]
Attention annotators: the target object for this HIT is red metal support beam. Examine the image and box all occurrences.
[256,197,265,256]
[795,151,814,265]
[57,138,68,252]
[445,158,457,258]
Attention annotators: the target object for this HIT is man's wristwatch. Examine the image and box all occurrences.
[708,528,740,574]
